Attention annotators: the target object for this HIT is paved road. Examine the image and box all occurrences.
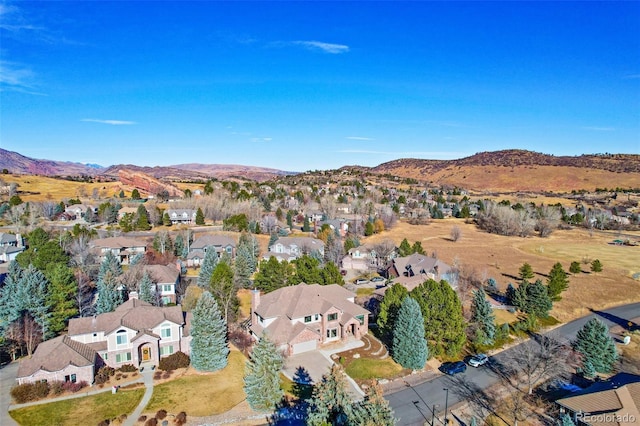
[386,302,640,426]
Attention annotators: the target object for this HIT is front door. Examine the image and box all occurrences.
[141,346,151,362]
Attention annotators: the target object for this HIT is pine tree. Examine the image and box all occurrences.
[519,263,535,281]
[471,288,496,345]
[547,262,569,301]
[195,207,205,225]
[162,212,172,226]
[244,336,284,411]
[253,257,293,293]
[45,264,78,335]
[398,238,412,257]
[190,291,229,372]
[590,259,602,272]
[197,248,219,288]
[560,414,576,426]
[512,281,529,312]
[351,384,396,426]
[573,318,618,376]
[377,284,408,344]
[505,283,517,306]
[411,241,424,255]
[139,272,156,305]
[268,233,278,248]
[392,296,428,370]
[135,204,151,231]
[0,261,23,330]
[20,265,52,339]
[131,189,141,199]
[524,279,553,318]
[174,234,185,258]
[569,261,581,274]
[99,251,122,282]
[96,271,122,314]
[306,365,354,426]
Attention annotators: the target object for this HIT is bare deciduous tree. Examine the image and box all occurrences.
[450,225,462,242]
[372,239,396,268]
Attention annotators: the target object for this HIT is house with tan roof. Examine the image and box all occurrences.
[90,236,147,265]
[140,264,181,305]
[186,234,236,267]
[557,373,640,425]
[68,299,190,370]
[385,253,455,287]
[250,283,369,356]
[16,335,103,385]
[263,237,325,262]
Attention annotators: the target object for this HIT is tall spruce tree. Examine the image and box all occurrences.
[234,244,256,288]
[197,248,219,288]
[471,288,496,345]
[519,263,535,281]
[547,262,569,301]
[398,238,412,257]
[99,251,122,281]
[243,336,284,411]
[135,204,151,231]
[392,296,428,370]
[195,207,205,225]
[377,284,408,344]
[306,365,354,426]
[190,291,229,371]
[138,272,156,305]
[95,271,122,314]
[524,279,553,318]
[573,318,618,376]
[45,264,78,335]
[351,384,397,426]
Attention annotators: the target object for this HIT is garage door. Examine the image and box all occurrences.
[292,340,317,354]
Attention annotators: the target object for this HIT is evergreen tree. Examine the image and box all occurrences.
[590,259,603,272]
[45,264,78,335]
[573,318,618,376]
[98,251,122,282]
[253,257,293,292]
[0,261,24,331]
[392,297,428,370]
[302,217,311,232]
[410,279,466,357]
[195,207,205,225]
[351,384,397,426]
[519,263,535,281]
[306,365,354,426]
[268,233,278,248]
[320,262,344,285]
[547,262,569,301]
[524,279,553,318]
[135,204,151,231]
[243,336,284,411]
[512,280,530,312]
[364,221,374,236]
[19,265,52,339]
[162,212,172,226]
[139,272,156,305]
[291,255,323,285]
[95,271,122,314]
[174,234,185,258]
[569,261,581,274]
[197,248,219,288]
[471,288,496,345]
[559,414,576,426]
[411,241,424,255]
[377,284,408,343]
[190,291,229,372]
[505,283,518,306]
[131,189,141,199]
[398,238,412,257]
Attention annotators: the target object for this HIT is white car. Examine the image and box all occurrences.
[468,354,489,367]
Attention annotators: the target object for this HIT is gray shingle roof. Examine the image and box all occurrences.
[17,335,97,377]
[190,235,236,250]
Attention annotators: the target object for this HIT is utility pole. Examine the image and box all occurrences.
[431,404,439,426]
[443,388,449,425]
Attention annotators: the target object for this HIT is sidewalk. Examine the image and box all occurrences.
[122,368,155,426]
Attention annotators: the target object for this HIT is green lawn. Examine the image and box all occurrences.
[10,388,144,426]
[344,357,403,380]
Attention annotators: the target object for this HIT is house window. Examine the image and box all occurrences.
[103,353,108,360]
[160,284,172,292]
[356,315,365,325]
[160,346,174,356]
[326,328,338,338]
[116,330,127,345]
[226,247,232,253]
[314,314,319,321]
[64,374,77,383]
[161,326,171,338]
[116,352,132,363]
[327,313,338,321]
[161,296,171,305]
[304,316,312,323]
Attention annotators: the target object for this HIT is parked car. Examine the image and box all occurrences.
[370,276,385,283]
[441,361,467,375]
[468,354,489,367]
[354,278,369,285]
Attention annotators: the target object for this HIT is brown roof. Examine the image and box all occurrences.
[255,283,368,320]
[91,236,147,250]
[17,335,97,378]
[68,299,184,336]
[557,373,640,426]
[252,317,318,347]
[390,253,451,277]
[190,235,236,250]
[142,264,179,284]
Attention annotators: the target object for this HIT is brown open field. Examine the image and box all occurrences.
[365,219,640,322]
[1,175,130,202]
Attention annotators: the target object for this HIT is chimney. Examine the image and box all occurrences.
[251,289,260,311]
[15,233,23,248]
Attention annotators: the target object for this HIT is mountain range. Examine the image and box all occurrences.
[1,148,639,192]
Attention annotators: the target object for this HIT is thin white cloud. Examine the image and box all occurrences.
[293,40,349,54]
[582,126,615,132]
[346,136,374,141]
[0,60,46,95]
[250,137,272,142]
[81,119,137,125]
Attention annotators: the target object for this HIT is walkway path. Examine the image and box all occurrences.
[123,367,155,426]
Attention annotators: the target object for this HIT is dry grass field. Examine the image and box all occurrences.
[2,174,129,202]
[366,219,640,322]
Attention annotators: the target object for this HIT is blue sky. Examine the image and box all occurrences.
[1,1,639,172]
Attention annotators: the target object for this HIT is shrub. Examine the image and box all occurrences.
[63,380,88,393]
[591,259,603,272]
[569,261,581,274]
[95,366,115,385]
[145,418,158,426]
[50,381,65,395]
[138,416,148,423]
[10,381,51,403]
[97,420,110,426]
[175,412,187,425]
[153,371,162,380]
[162,371,171,380]
[155,409,167,420]
[118,364,138,373]
[158,351,190,371]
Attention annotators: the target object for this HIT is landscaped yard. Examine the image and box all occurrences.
[10,388,145,426]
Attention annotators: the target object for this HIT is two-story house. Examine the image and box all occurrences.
[186,234,236,267]
[263,237,325,262]
[68,299,190,369]
[166,209,196,225]
[250,283,369,356]
[141,263,181,305]
[90,237,147,265]
[341,245,377,271]
[0,232,24,263]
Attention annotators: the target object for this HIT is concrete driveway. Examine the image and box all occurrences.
[0,362,19,426]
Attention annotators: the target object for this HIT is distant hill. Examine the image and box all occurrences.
[372,150,640,192]
[0,148,105,176]
[2,148,639,192]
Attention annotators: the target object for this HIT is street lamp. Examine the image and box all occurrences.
[443,388,449,425]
